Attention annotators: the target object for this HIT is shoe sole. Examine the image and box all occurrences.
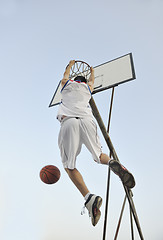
[109,161,135,188]
[92,196,102,226]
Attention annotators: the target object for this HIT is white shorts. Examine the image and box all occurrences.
[58,117,102,169]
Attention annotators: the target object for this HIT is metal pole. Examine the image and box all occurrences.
[102,167,111,240]
[107,88,115,133]
[114,195,127,240]
[89,97,119,162]
[123,187,144,239]
[102,88,115,240]
[130,202,134,240]
[89,97,144,240]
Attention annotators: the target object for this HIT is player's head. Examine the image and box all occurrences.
[74,76,87,83]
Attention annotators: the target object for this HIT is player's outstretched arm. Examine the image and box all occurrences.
[88,67,95,92]
[61,60,75,87]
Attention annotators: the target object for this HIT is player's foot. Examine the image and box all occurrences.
[109,160,135,188]
[85,194,102,226]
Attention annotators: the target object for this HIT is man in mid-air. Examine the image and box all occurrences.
[57,60,135,226]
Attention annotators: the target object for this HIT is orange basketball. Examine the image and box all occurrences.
[40,165,61,184]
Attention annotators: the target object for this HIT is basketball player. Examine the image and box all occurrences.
[57,60,135,226]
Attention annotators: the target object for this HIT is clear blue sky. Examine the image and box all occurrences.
[0,0,163,239]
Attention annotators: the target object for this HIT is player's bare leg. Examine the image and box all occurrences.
[65,168,89,197]
[65,168,102,226]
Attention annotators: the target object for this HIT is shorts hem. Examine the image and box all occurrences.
[63,162,76,170]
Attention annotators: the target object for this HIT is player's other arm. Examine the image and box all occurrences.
[61,60,75,87]
[88,67,95,92]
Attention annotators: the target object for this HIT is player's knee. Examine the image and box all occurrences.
[65,168,74,174]
[99,153,110,165]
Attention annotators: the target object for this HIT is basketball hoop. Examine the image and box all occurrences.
[49,54,135,107]
[67,60,91,81]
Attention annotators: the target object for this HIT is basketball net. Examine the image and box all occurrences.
[67,60,91,81]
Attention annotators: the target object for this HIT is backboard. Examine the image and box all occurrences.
[49,53,136,107]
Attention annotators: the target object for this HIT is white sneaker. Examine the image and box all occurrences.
[85,194,102,226]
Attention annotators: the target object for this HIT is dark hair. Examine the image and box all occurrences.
[74,76,87,83]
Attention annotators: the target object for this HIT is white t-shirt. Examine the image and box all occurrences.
[57,80,93,121]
